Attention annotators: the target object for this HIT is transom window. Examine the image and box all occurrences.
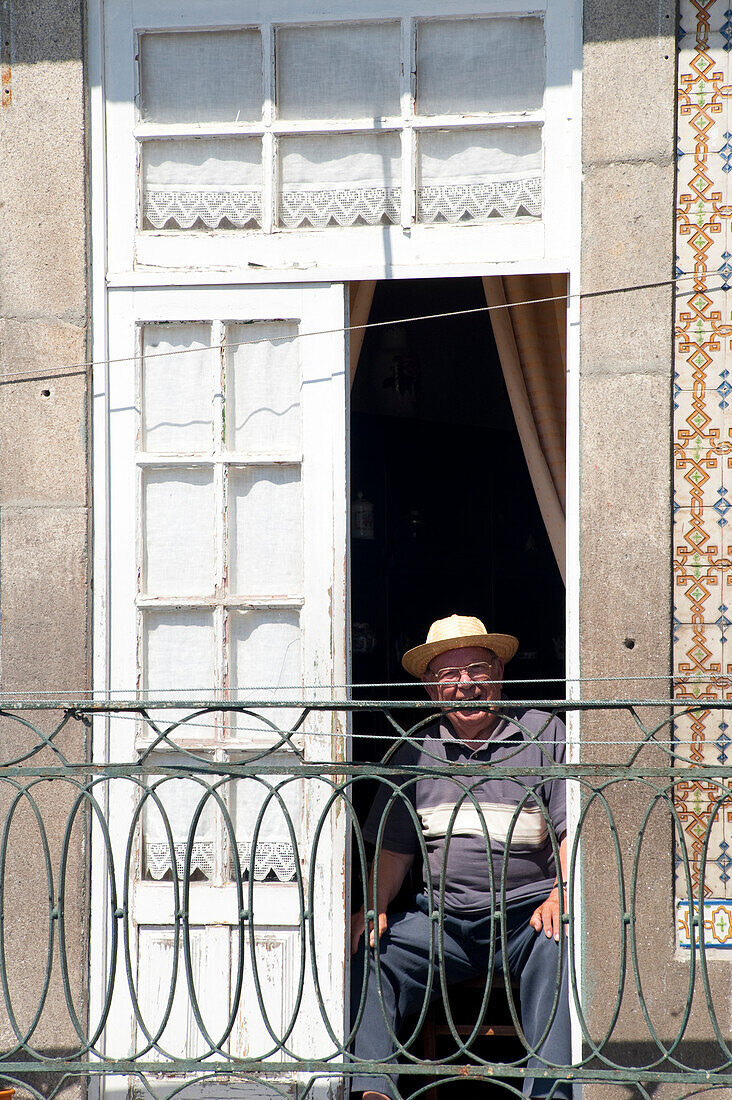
[137,16,545,232]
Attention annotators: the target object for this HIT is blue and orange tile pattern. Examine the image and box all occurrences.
[675,0,732,942]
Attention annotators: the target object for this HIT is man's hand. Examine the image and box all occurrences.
[530,836,569,942]
[529,885,566,942]
[350,908,389,954]
[351,848,414,954]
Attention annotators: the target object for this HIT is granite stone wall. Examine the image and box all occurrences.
[580,1,732,1095]
[0,0,90,1087]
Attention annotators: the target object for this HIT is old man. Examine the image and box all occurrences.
[350,614,571,1100]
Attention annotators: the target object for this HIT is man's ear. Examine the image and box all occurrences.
[495,657,505,682]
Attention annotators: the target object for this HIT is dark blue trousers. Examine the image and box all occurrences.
[350,893,572,1099]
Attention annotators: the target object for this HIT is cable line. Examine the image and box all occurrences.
[0,271,709,385]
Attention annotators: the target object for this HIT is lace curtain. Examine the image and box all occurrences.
[278,133,402,229]
[142,138,263,230]
[138,19,545,231]
[142,762,303,882]
[143,765,220,880]
[143,130,541,230]
[231,773,303,881]
[417,127,542,223]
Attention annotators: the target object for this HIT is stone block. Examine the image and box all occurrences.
[0,63,87,321]
[0,774,88,1053]
[0,504,89,694]
[5,0,83,65]
[583,0,676,44]
[579,372,671,688]
[581,162,675,376]
[0,0,86,320]
[0,332,88,503]
[0,0,90,1081]
[583,37,676,166]
[0,317,85,379]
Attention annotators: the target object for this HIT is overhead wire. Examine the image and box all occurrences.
[0,272,714,727]
[0,271,712,386]
[0,693,723,715]
[0,671,726,695]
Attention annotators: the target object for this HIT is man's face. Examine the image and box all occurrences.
[422,645,504,742]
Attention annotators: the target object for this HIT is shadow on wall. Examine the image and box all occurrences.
[582,0,676,43]
[6,0,672,70]
[582,1043,732,1099]
[2,1,83,66]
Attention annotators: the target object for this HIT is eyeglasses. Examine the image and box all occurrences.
[428,661,499,685]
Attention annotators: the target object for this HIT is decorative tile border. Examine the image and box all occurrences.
[677,900,732,947]
[675,0,732,920]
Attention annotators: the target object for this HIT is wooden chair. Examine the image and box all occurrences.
[419,975,520,1100]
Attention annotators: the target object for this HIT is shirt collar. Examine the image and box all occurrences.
[439,713,522,756]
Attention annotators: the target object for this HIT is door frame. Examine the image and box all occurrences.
[88,0,583,1084]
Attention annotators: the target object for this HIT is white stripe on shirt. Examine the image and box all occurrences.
[418,801,549,847]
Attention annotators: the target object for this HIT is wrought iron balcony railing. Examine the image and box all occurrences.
[0,695,729,1099]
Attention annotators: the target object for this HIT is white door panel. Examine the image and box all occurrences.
[98,282,348,1100]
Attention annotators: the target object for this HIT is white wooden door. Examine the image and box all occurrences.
[96,282,348,1100]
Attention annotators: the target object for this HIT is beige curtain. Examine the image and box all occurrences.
[482,274,567,582]
[349,281,377,388]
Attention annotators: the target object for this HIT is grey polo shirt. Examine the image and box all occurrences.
[363,709,567,913]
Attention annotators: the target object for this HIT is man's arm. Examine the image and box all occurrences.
[529,835,568,942]
[350,848,415,954]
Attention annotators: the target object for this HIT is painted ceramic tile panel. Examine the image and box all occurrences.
[676,0,732,932]
[677,900,732,947]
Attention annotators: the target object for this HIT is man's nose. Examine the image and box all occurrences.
[456,669,480,690]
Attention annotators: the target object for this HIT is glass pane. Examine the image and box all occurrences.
[230,765,303,882]
[142,753,220,881]
[139,30,263,123]
[142,610,216,737]
[278,132,401,228]
[142,324,214,452]
[229,609,302,739]
[229,466,302,595]
[276,22,400,119]
[142,138,262,230]
[418,127,542,222]
[143,610,215,694]
[226,322,300,453]
[417,17,545,115]
[143,468,215,595]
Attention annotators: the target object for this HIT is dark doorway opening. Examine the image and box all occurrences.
[348,275,566,1096]
[350,276,565,730]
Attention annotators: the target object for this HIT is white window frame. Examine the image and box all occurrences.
[103,0,576,278]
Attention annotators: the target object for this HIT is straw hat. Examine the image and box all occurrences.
[402,614,519,678]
